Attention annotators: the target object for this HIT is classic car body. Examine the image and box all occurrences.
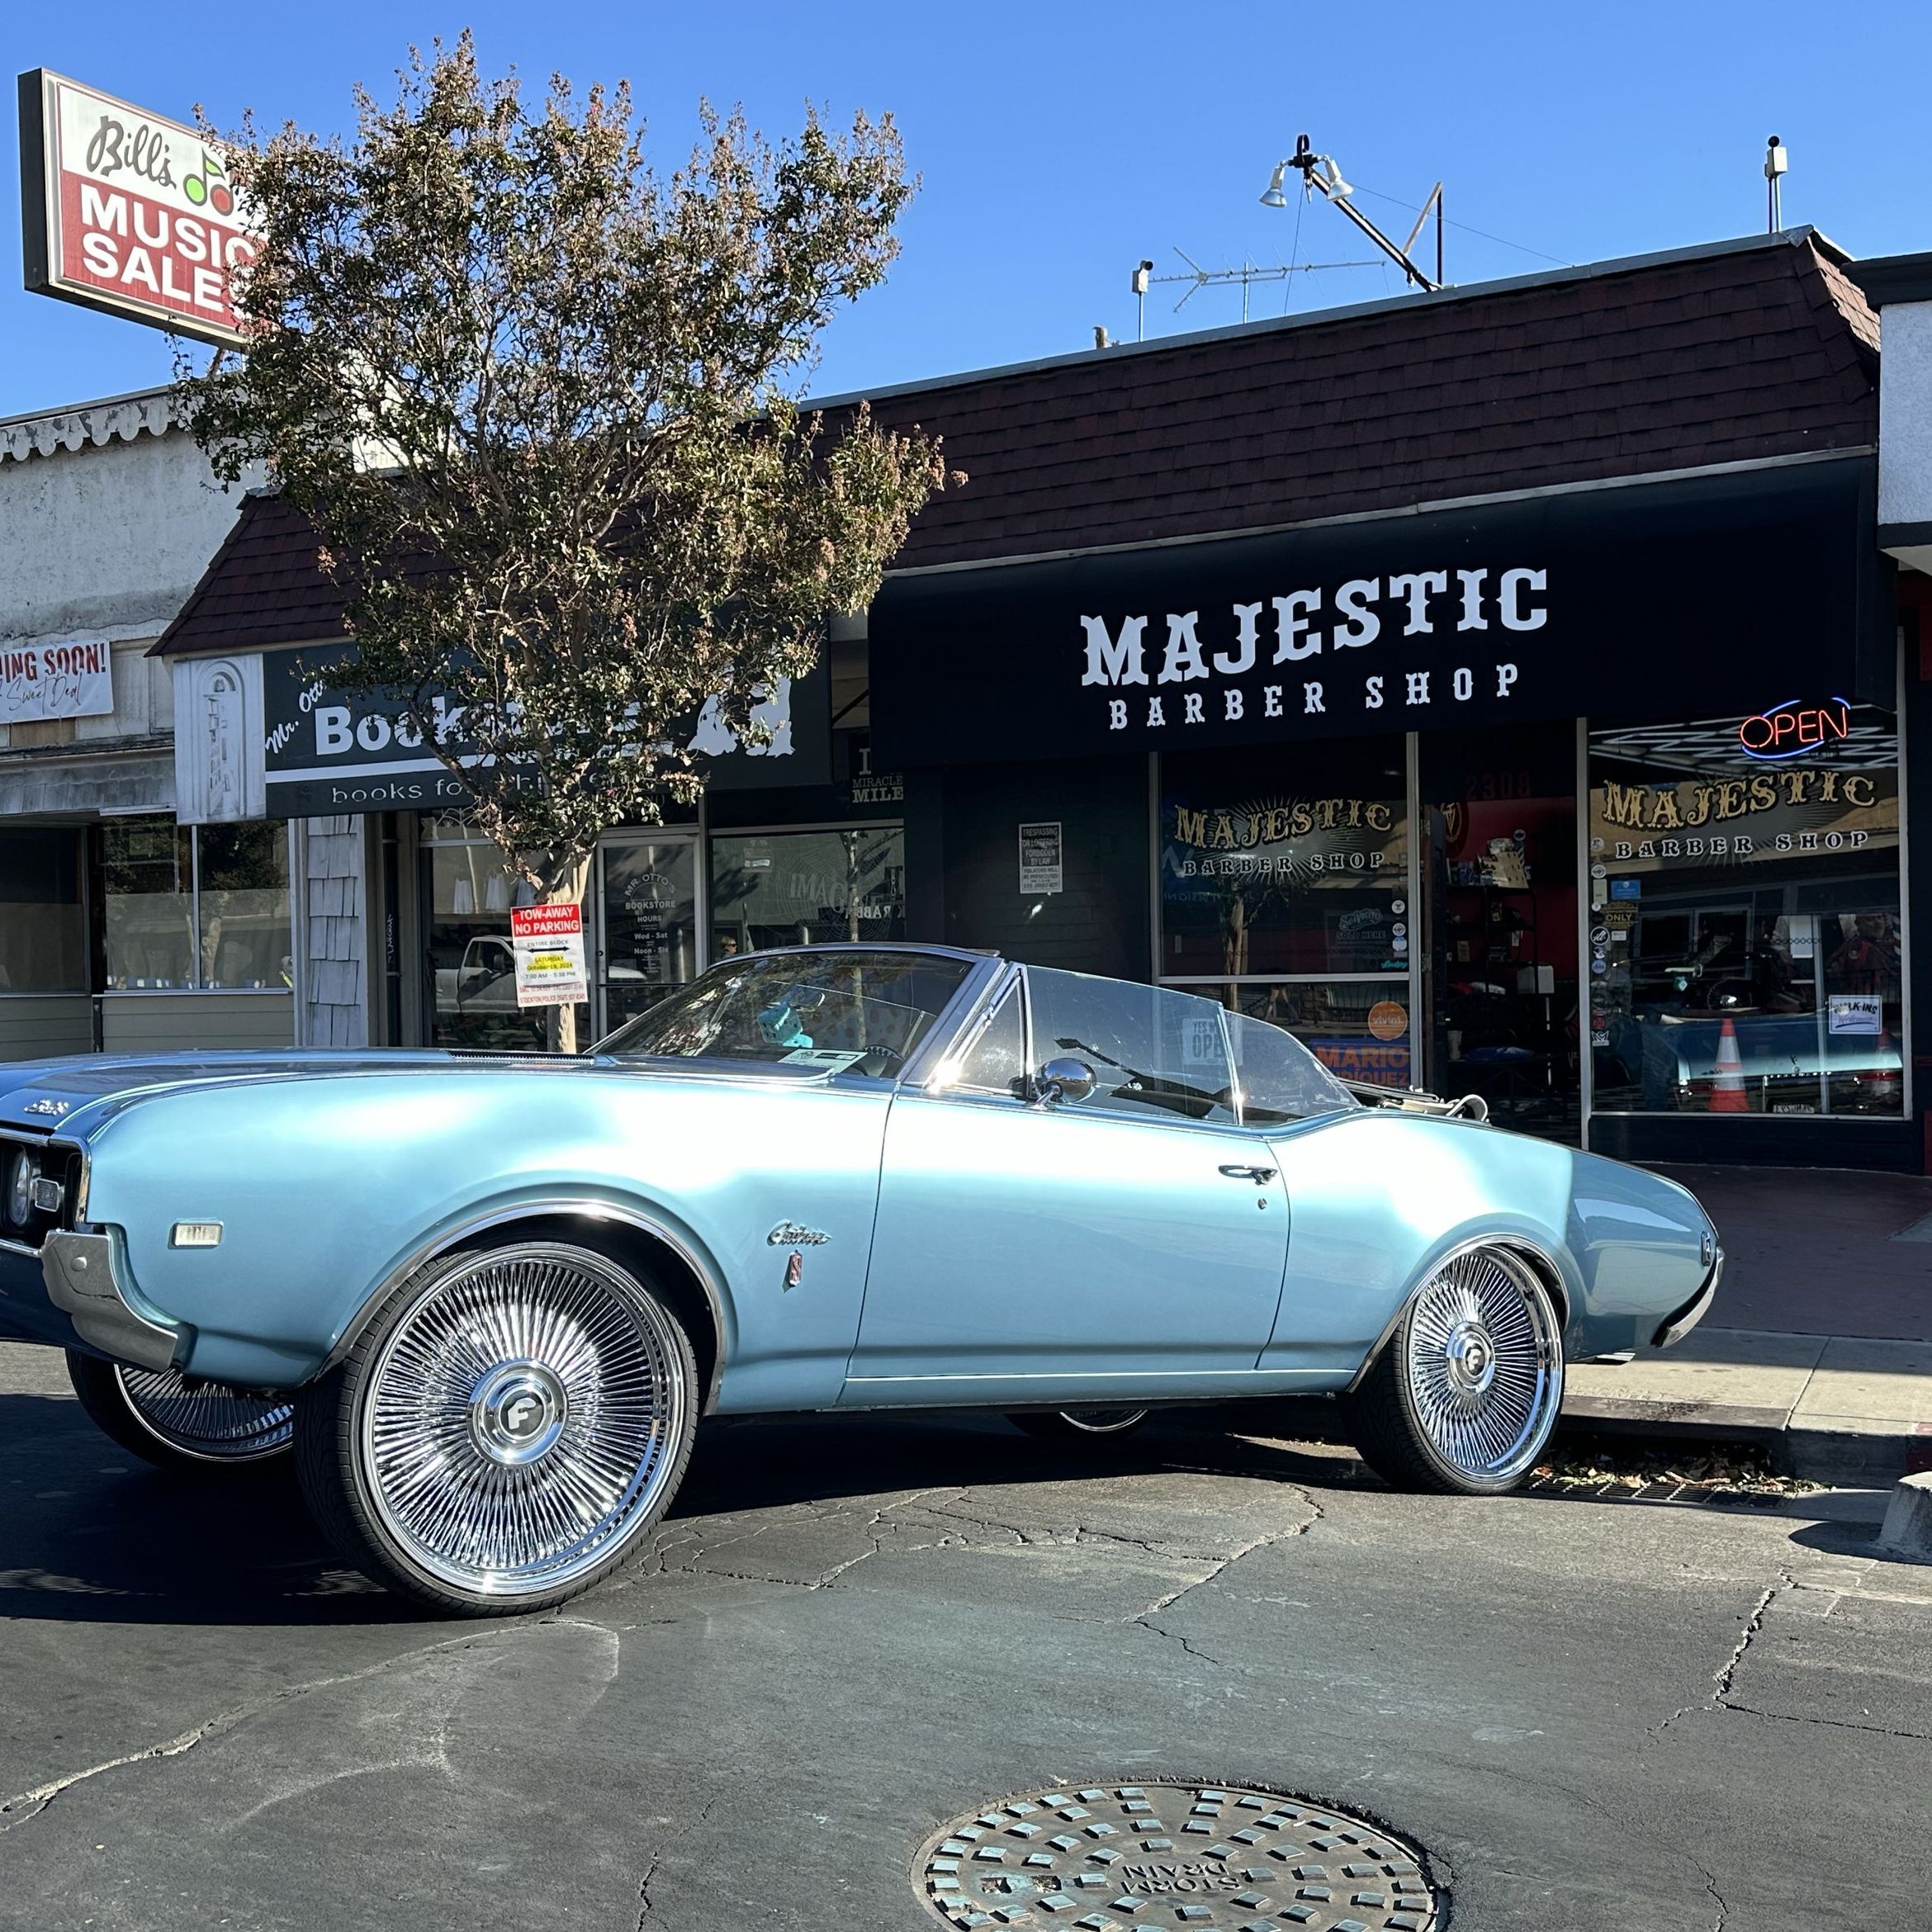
[0,944,1721,1612]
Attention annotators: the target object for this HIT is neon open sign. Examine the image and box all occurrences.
[1738,697,1851,761]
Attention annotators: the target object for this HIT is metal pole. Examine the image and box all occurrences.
[1437,189,1445,285]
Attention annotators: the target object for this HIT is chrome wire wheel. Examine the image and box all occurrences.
[354,1243,689,1602]
[1057,1406,1150,1434]
[1401,1246,1562,1485]
[117,1366,295,1462]
[1010,1404,1153,1446]
[66,1351,296,1471]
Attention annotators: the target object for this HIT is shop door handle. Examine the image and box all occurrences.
[1218,1164,1277,1184]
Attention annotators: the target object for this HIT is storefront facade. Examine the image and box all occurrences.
[864,453,1916,1166]
[144,226,1931,1170]
[0,387,288,1063]
[850,228,1928,1172]
[155,505,905,1050]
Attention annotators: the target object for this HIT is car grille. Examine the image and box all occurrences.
[0,1131,84,1251]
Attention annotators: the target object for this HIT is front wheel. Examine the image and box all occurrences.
[66,1352,294,1470]
[295,1240,698,1616]
[1009,1406,1152,1445]
[1339,1245,1565,1495]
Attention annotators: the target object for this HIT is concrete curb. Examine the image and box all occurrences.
[1562,1327,1932,1487]
[1560,1392,1932,1486]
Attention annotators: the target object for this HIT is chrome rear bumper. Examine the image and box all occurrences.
[1653,1252,1723,1351]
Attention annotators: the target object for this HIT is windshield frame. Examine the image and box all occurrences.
[589,945,1003,1085]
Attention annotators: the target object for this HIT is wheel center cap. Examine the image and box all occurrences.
[1445,1321,1498,1397]
[471,1360,568,1466]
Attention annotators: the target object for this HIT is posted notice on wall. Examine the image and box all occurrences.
[510,903,589,1008]
[1827,993,1882,1036]
[1019,822,1064,896]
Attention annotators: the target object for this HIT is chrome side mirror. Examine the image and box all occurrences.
[1035,1057,1096,1106]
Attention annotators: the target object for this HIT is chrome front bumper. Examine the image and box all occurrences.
[1653,1251,1723,1351]
[39,1229,182,1371]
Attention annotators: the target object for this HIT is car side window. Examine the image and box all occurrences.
[1226,1011,1360,1125]
[938,981,1028,1098]
[1025,968,1238,1126]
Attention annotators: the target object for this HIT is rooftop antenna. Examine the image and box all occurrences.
[1134,246,1381,325]
[1262,134,1442,292]
[1132,259,1154,341]
[1764,135,1788,233]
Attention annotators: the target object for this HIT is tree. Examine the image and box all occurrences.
[179,36,952,914]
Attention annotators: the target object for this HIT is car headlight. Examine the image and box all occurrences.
[7,1148,39,1228]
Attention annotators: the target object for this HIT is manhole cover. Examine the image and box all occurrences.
[915,1782,1437,1930]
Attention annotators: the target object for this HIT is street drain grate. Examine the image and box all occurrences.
[915,1782,1437,1930]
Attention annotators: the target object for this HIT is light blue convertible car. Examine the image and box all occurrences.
[0,945,1721,1614]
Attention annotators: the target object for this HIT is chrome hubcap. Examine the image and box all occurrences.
[1444,1321,1498,1398]
[362,1246,687,1597]
[1405,1248,1560,1481]
[471,1360,569,1466]
[116,1365,294,1461]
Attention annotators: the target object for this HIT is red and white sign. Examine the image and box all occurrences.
[19,69,259,347]
[0,638,114,726]
[509,903,589,1009]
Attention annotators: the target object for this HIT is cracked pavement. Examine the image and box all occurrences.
[1,1342,1929,1931]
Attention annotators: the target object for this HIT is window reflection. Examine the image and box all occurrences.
[1587,709,1903,1116]
[0,829,85,992]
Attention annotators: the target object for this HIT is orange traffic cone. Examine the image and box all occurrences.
[1709,1016,1749,1113]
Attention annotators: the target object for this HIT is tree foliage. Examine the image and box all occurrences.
[181,36,951,894]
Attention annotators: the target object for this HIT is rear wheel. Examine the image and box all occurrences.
[1009,1406,1152,1445]
[1340,1245,1564,1495]
[295,1239,698,1616]
[66,1352,294,1470]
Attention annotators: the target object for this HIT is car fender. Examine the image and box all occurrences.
[73,1066,892,1400]
[1261,1110,1628,1375]
[310,1187,737,1409]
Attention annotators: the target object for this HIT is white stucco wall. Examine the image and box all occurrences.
[0,392,253,760]
[1878,301,1932,533]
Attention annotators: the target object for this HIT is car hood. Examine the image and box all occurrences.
[0,1047,840,1134]
[0,1049,520,1133]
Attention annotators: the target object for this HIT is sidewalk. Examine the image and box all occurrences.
[1562,1163,1932,1483]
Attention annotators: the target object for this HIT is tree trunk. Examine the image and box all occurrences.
[541,853,592,1054]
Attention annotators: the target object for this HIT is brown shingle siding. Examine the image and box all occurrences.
[852,233,1876,570]
[156,233,1878,656]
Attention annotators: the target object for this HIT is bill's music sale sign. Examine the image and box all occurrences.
[17,69,259,346]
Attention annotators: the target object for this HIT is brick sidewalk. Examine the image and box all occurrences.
[1650,1163,1932,1342]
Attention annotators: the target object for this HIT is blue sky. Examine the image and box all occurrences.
[2,1,1923,419]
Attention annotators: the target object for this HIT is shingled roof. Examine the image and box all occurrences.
[154,228,1878,656]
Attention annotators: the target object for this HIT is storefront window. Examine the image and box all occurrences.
[0,828,86,992]
[600,837,699,1033]
[1587,706,1904,1117]
[103,818,197,988]
[1158,742,1412,1087]
[102,818,291,992]
[422,815,564,1051]
[709,827,906,958]
[197,822,292,988]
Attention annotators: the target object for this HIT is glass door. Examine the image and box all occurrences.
[1420,721,1581,1142]
[595,836,700,1035]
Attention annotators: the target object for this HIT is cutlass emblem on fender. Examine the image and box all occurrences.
[22,1097,72,1117]
[766,1222,830,1247]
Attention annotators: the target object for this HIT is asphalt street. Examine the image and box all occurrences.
[1,1340,1928,1932]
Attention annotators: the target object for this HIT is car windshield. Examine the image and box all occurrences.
[594,949,976,1078]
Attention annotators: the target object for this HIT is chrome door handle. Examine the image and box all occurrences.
[1218,1164,1277,1183]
